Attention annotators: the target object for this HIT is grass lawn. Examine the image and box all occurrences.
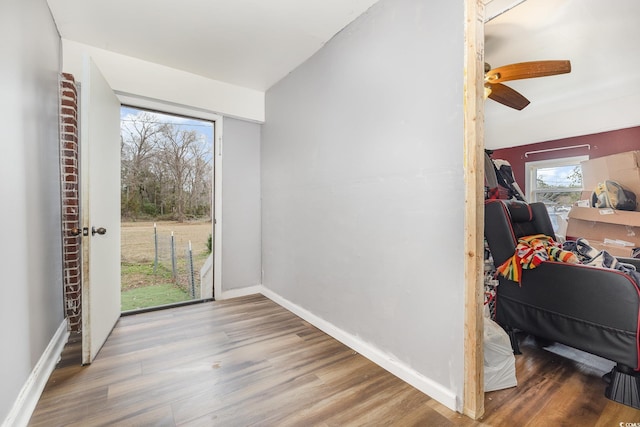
[121,220,212,312]
[121,283,191,311]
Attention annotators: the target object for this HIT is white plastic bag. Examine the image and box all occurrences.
[484,317,517,392]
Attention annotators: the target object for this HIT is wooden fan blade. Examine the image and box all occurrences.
[486,60,571,83]
[487,83,530,110]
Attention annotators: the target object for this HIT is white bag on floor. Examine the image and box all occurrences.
[484,317,517,392]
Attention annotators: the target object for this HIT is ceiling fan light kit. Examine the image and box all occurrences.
[484,60,572,110]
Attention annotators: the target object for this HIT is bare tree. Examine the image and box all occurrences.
[186,139,212,217]
[120,110,213,220]
[121,112,161,216]
[156,124,200,221]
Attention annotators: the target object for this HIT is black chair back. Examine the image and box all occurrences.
[485,200,556,266]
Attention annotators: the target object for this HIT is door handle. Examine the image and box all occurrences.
[92,226,107,236]
[69,227,82,236]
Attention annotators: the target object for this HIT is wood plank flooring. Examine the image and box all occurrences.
[29,294,640,426]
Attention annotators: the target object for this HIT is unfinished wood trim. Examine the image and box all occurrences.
[463,0,486,419]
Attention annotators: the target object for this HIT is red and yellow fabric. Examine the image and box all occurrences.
[497,234,579,284]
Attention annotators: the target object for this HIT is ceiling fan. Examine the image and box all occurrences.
[484,60,572,110]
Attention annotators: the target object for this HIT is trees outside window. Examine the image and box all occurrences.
[121,107,213,222]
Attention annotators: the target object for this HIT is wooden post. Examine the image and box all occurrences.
[463,0,486,419]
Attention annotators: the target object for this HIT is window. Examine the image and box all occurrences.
[525,155,588,234]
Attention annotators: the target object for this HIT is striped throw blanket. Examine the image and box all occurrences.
[497,234,579,284]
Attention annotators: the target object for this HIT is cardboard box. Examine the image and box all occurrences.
[581,151,640,211]
[566,206,640,257]
[566,206,640,255]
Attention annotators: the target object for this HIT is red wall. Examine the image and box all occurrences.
[490,126,640,190]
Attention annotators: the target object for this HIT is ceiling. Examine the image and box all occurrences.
[46,0,380,91]
[47,0,640,150]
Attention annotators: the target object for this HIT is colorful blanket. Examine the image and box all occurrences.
[497,234,579,284]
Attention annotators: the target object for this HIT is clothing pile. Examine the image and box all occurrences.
[496,234,640,284]
[564,237,640,281]
[496,234,578,283]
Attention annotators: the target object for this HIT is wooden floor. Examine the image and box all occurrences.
[29,295,640,426]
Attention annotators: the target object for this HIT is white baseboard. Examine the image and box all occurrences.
[260,287,458,412]
[2,319,69,427]
[219,284,264,300]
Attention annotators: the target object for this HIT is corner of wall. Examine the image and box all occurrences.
[259,287,459,412]
[2,320,69,427]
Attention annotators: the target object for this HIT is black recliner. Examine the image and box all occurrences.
[484,199,640,409]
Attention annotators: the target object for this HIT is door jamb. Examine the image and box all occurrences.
[116,93,223,301]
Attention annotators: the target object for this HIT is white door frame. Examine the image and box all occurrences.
[116,93,223,300]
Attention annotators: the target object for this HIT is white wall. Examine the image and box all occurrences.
[0,0,64,421]
[261,0,466,410]
[61,40,265,123]
[221,118,262,291]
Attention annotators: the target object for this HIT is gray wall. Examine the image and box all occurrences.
[222,118,262,291]
[261,0,466,396]
[0,0,64,421]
